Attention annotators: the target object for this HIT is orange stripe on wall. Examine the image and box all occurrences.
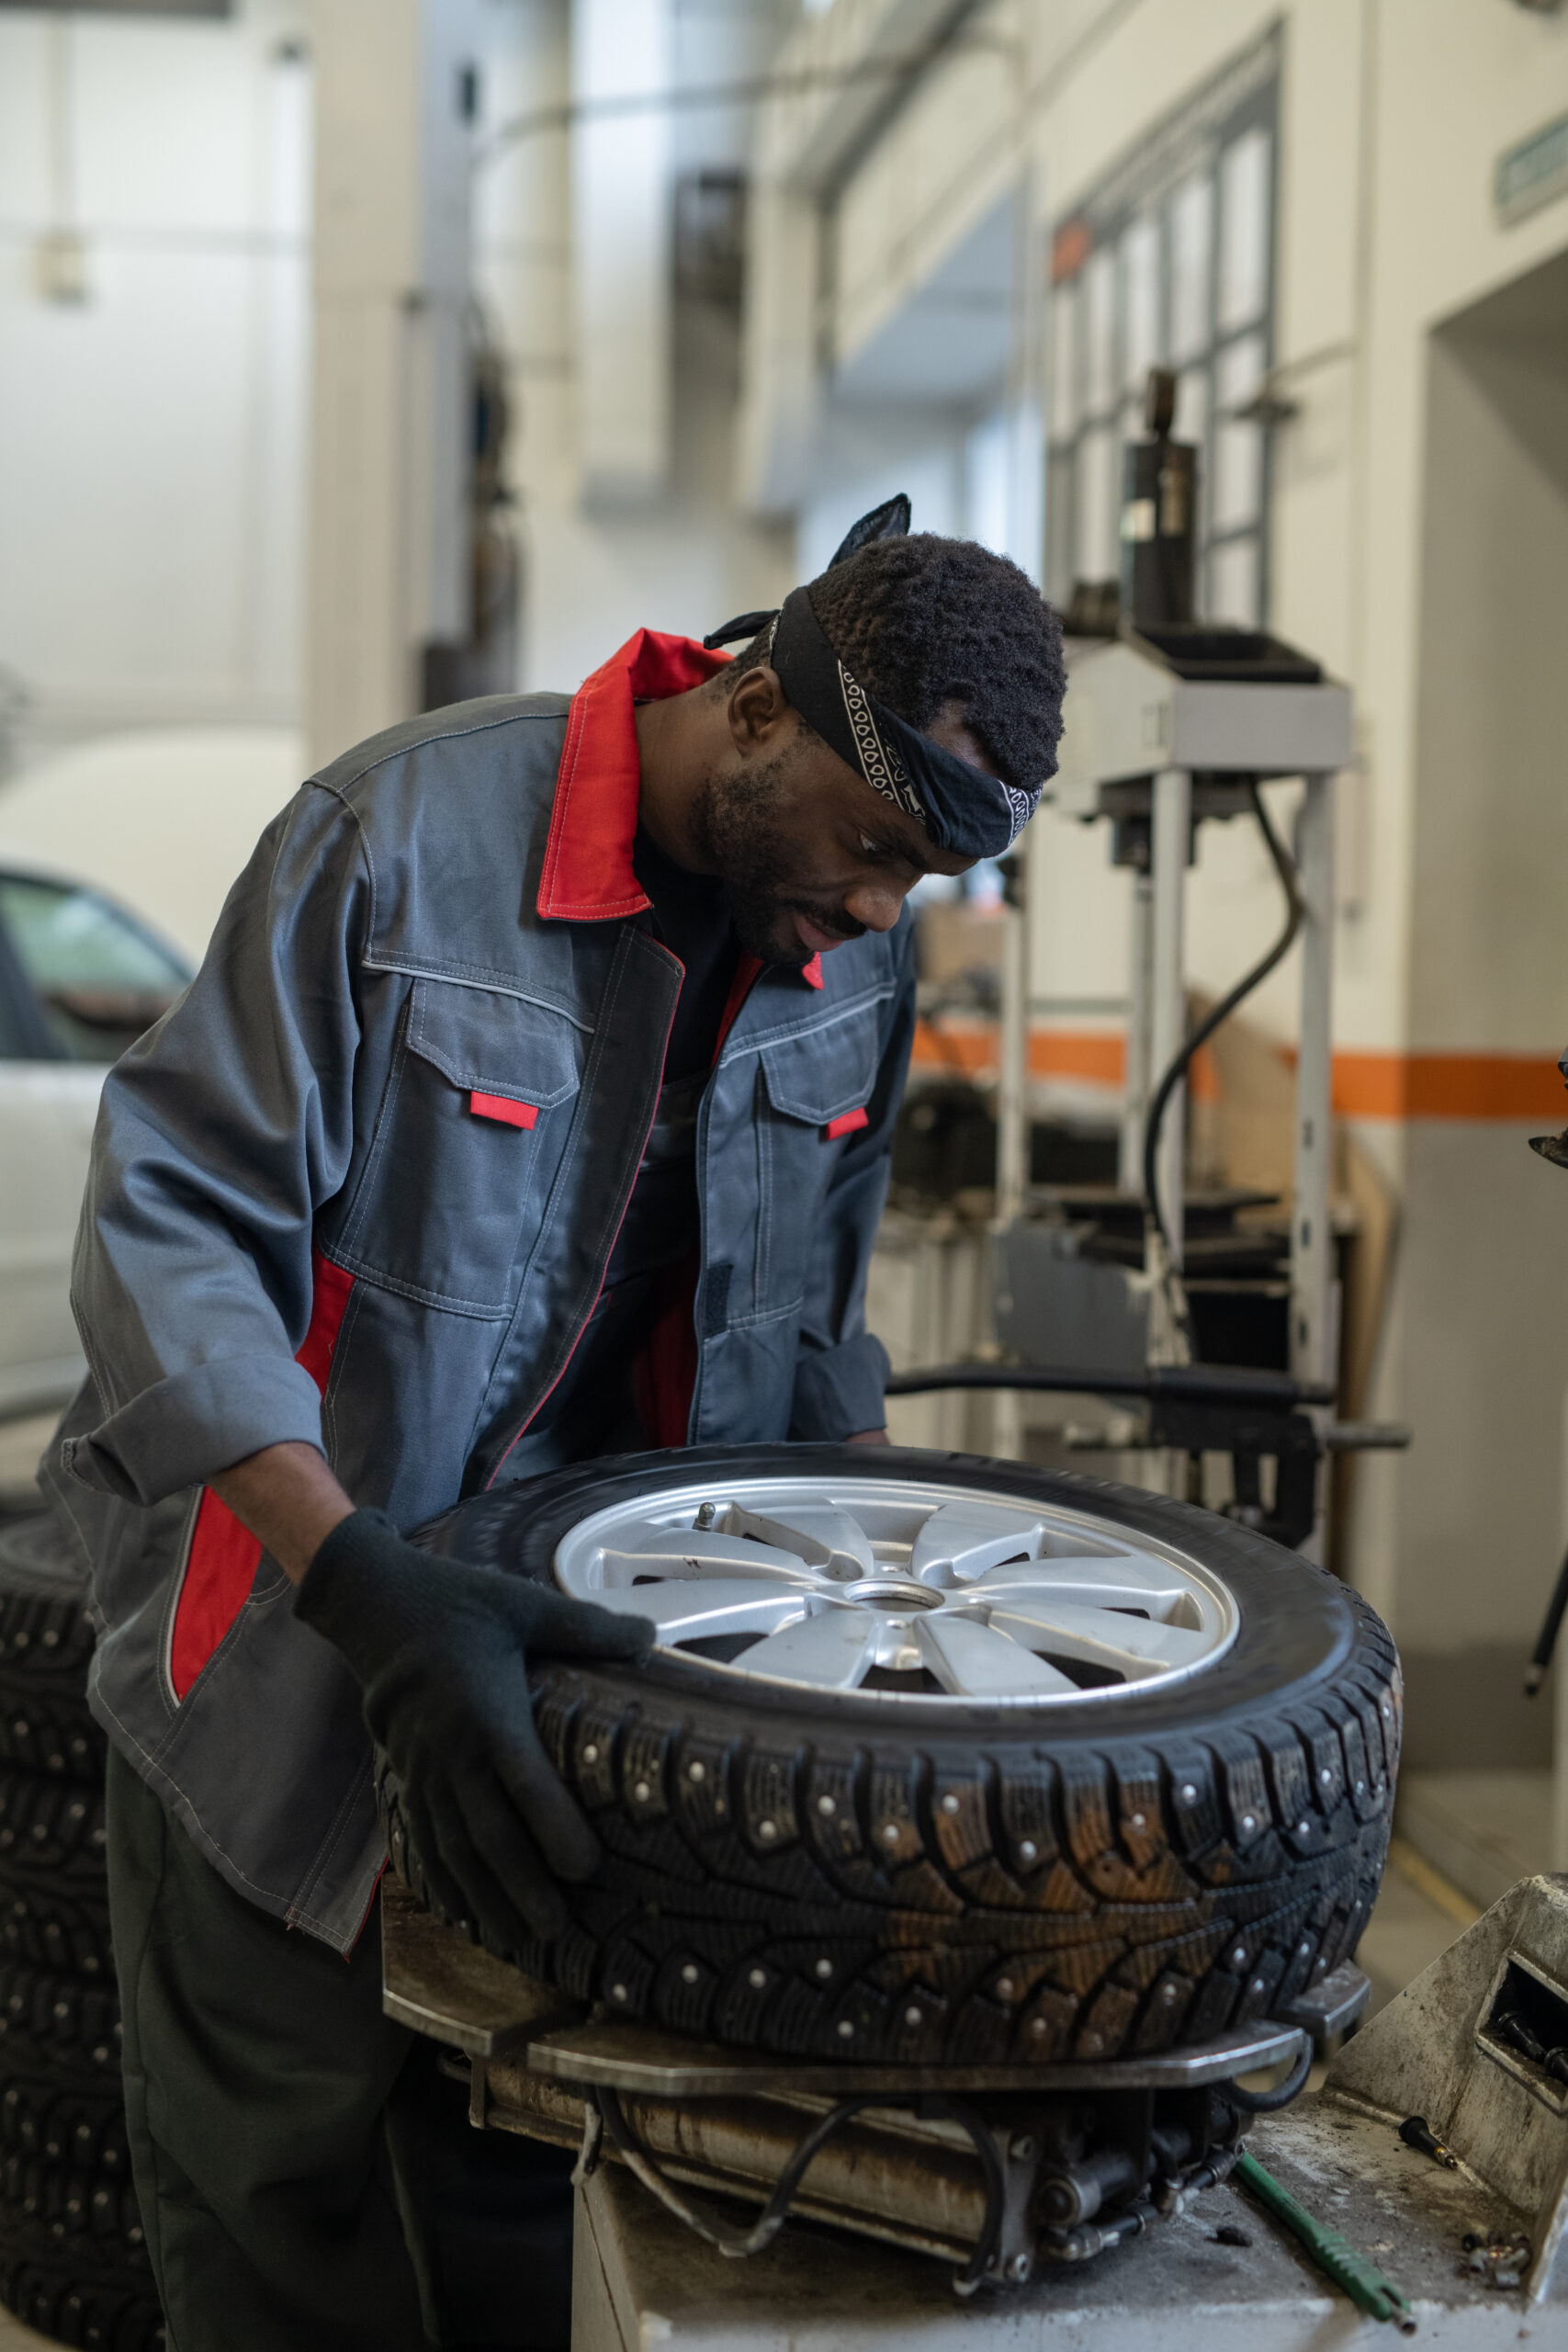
[1332,1052,1566,1121]
[910,1023,1566,1122]
[910,1023,1127,1085]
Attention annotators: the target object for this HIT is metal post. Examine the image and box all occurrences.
[992,832,1032,1464]
[997,897,1029,1226]
[1120,871,1154,1194]
[1292,774,1336,1389]
[1149,769,1190,1271]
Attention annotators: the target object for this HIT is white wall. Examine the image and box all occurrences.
[476,0,796,695]
[0,2,311,753]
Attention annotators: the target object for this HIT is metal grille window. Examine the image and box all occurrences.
[1044,34,1279,627]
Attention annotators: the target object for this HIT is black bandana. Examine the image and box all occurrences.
[703,500,1047,862]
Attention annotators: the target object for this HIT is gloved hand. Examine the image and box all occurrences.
[295,1509,653,1954]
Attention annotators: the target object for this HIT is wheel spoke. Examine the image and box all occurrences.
[981,1595,1212,1677]
[736,1605,878,1689]
[969,1552,1196,1614]
[908,1502,1046,1583]
[592,1579,808,1639]
[724,1505,875,1578]
[914,1613,1079,1697]
[599,1530,824,1586]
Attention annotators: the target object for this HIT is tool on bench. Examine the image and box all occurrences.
[1235,2150,1416,2332]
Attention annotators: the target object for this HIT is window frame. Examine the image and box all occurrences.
[1043,31,1280,628]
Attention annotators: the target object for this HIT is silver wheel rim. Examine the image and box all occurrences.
[553,1472,1238,1708]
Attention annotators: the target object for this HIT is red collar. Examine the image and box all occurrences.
[537,630,728,922]
[536,628,823,989]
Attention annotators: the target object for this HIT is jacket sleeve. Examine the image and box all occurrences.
[62,782,369,1507]
[788,918,917,1442]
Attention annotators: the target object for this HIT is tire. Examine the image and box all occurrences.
[0,2156,143,2260]
[0,1519,104,1788]
[397,1444,1402,2071]
[0,2210,161,2351]
[0,1964,121,2084]
[0,1770,115,1979]
[0,1883,115,1983]
[1,2080,130,2181]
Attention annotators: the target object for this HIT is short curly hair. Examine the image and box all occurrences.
[806,534,1066,793]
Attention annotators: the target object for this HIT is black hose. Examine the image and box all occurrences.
[1142,782,1306,1252]
[1525,1544,1568,1695]
[1224,2035,1314,2113]
[883,1361,1335,1407]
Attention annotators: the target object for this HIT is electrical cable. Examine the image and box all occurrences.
[593,2086,884,2260]
[1141,781,1305,1255]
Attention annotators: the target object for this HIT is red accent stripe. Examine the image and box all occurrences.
[801,954,824,990]
[824,1107,870,1141]
[536,631,730,923]
[170,1251,355,1702]
[469,1091,538,1129]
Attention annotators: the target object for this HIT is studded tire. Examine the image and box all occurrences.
[0,2077,130,2182]
[0,1517,105,1787]
[0,2211,161,2351]
[387,1444,1403,2071]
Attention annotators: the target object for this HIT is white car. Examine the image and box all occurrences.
[0,847,192,1418]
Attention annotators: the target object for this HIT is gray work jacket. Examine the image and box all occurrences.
[42,634,915,1951]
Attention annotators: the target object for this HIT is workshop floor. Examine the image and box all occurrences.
[1396,1767,1553,1910]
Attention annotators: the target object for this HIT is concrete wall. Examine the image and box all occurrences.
[0,1,311,754]
[477,0,795,696]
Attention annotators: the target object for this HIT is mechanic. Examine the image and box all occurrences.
[41,502,1066,2348]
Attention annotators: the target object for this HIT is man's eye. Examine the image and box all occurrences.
[859,835,889,861]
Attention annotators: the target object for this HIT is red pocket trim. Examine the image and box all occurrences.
[824,1107,870,1141]
[170,1250,355,1702]
[469,1091,538,1130]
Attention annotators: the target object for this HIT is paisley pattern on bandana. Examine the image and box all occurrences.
[838,666,925,823]
[710,582,1055,862]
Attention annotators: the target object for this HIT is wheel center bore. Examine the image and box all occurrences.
[840,1578,940,1612]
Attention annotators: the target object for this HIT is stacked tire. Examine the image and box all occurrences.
[0,1515,162,2351]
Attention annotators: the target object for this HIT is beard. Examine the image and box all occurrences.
[692,751,867,967]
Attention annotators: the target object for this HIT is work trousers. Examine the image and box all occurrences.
[105,1746,431,2351]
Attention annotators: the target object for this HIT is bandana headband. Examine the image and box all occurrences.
[703,501,1047,862]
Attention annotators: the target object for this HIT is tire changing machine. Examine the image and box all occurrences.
[383,1873,1568,2344]
[967,619,1377,1563]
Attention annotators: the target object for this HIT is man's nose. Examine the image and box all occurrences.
[841,880,908,933]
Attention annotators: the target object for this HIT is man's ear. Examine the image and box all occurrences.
[726,663,792,752]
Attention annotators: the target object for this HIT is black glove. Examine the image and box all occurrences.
[295,1509,653,1953]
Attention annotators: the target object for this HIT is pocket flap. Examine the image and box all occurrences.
[760,1008,881,1124]
[405,977,581,1110]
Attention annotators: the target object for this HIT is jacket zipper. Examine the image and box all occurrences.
[483,941,685,1489]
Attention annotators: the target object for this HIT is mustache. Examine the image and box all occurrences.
[778,899,867,943]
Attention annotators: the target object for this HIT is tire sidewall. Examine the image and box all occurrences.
[420,1442,1370,1754]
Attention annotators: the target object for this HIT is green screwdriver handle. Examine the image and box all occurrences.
[1235,2150,1416,2333]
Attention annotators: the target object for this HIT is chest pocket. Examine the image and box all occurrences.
[340,977,584,1315]
[746,1002,884,1317]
